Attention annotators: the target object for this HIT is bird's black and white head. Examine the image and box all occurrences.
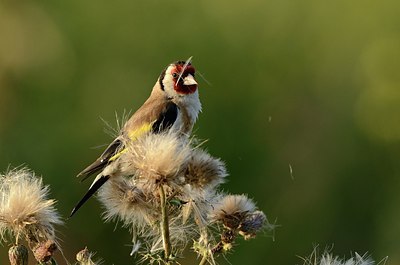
[155,59,202,130]
[159,60,199,99]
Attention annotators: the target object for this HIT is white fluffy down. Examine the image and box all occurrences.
[185,148,227,189]
[302,250,377,265]
[120,132,192,183]
[209,194,256,222]
[0,168,62,243]
[97,176,157,229]
[319,253,375,265]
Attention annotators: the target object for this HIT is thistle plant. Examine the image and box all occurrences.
[96,131,273,264]
[0,140,386,265]
[0,144,386,265]
[0,167,63,264]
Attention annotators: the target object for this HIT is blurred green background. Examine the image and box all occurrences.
[1,0,400,264]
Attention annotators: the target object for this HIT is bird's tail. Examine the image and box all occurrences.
[70,175,110,217]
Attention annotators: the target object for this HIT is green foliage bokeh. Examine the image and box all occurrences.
[1,0,400,264]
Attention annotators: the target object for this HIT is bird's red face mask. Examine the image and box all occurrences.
[171,64,198,95]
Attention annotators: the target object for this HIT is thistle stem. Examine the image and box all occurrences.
[198,229,209,265]
[159,184,171,262]
[198,253,208,265]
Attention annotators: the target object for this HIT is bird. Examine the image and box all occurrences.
[70,59,201,217]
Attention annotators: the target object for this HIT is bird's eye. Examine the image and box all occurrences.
[172,73,178,78]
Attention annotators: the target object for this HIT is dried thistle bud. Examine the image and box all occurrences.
[212,230,236,254]
[239,210,267,240]
[33,240,57,263]
[211,242,223,254]
[76,247,96,265]
[222,242,233,252]
[8,245,28,265]
[76,248,89,262]
[185,148,227,189]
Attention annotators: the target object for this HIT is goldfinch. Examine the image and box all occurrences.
[70,59,201,217]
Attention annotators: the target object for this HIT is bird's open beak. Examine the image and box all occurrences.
[183,74,198,86]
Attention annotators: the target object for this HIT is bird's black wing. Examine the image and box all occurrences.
[151,101,178,133]
[70,175,110,217]
[77,138,123,181]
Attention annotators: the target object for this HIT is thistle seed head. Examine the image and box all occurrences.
[97,176,158,228]
[0,167,62,246]
[185,148,227,189]
[120,132,191,187]
[209,194,256,230]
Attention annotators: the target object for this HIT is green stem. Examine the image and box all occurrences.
[159,185,171,262]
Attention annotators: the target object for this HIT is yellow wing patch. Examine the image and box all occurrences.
[127,122,153,140]
[109,122,154,162]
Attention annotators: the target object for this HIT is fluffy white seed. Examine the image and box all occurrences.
[302,249,377,265]
[119,132,192,186]
[0,167,62,245]
[185,148,227,189]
